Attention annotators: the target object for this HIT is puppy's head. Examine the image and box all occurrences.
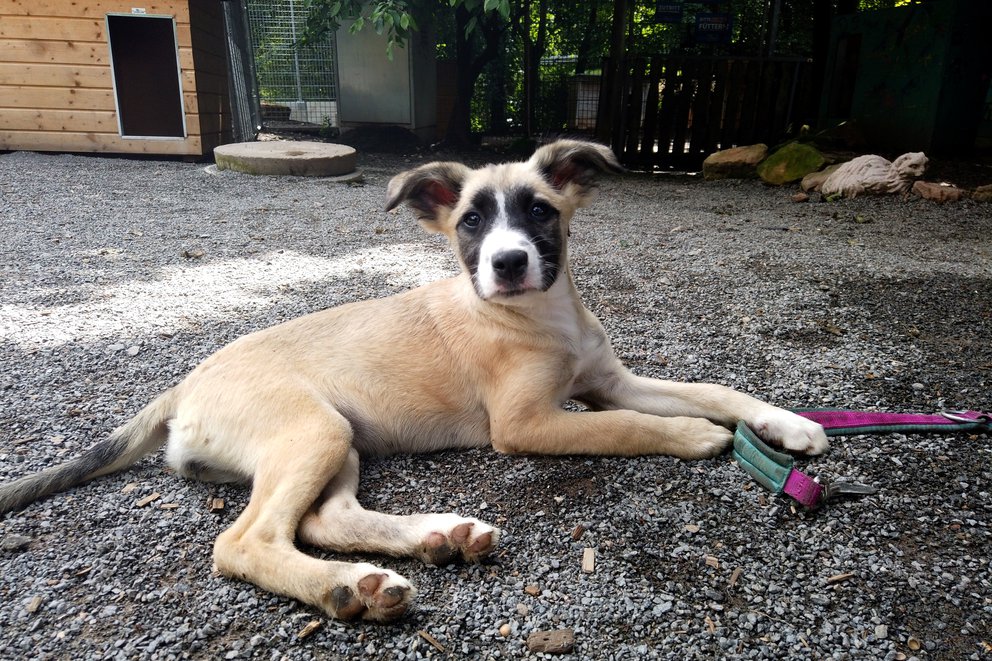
[385,139,622,301]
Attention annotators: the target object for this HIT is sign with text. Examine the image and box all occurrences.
[695,12,732,44]
[655,1,683,23]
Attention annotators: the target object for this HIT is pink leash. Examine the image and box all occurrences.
[733,410,991,508]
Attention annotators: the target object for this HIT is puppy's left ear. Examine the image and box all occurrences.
[385,161,472,231]
[528,139,624,201]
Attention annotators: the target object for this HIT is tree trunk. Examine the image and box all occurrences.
[595,0,628,147]
[442,7,504,147]
[811,0,832,121]
[518,0,548,137]
[574,0,600,75]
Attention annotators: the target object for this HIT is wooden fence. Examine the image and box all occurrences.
[606,55,814,169]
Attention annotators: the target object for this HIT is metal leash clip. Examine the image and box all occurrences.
[939,410,992,426]
[733,422,877,509]
[820,478,877,501]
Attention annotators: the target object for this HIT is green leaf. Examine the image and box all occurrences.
[483,0,498,11]
[399,13,410,30]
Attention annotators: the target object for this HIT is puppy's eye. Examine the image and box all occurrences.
[530,202,552,219]
[461,212,482,229]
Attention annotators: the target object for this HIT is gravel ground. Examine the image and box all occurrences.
[0,146,990,661]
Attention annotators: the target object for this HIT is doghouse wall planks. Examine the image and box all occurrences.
[0,0,230,156]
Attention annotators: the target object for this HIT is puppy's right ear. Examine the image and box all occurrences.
[385,162,472,230]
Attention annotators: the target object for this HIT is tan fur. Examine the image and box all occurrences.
[0,140,828,621]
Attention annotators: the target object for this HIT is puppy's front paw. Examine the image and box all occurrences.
[752,409,829,455]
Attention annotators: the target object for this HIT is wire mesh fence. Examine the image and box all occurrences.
[245,0,338,126]
[470,55,601,138]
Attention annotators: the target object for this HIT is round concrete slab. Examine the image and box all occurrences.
[214,141,358,177]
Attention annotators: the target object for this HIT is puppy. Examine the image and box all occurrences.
[0,140,827,621]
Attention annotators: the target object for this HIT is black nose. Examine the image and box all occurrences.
[492,249,528,281]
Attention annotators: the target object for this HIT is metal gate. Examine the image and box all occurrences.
[245,0,339,126]
[223,0,262,142]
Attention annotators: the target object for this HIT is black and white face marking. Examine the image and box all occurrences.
[456,186,563,299]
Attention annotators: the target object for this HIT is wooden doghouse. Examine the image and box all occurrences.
[0,1,231,157]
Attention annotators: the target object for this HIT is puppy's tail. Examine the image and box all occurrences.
[0,388,177,515]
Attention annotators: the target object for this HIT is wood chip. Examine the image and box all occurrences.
[704,615,716,633]
[26,596,42,613]
[705,555,720,569]
[526,628,574,654]
[685,523,700,533]
[297,619,321,640]
[524,584,541,597]
[134,492,160,508]
[826,572,854,585]
[208,497,225,513]
[729,566,743,587]
[121,482,138,494]
[417,630,446,652]
[570,524,586,541]
[160,503,179,510]
[581,547,595,573]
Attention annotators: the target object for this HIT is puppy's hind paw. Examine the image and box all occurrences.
[677,418,734,459]
[327,565,415,622]
[415,515,501,566]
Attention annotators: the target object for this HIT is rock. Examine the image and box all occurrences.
[1,534,32,552]
[912,181,966,203]
[25,596,42,613]
[214,142,358,177]
[801,163,842,192]
[499,623,511,637]
[526,629,574,654]
[702,144,767,180]
[523,584,541,597]
[875,624,888,639]
[757,143,826,185]
[821,153,928,198]
[972,183,992,202]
